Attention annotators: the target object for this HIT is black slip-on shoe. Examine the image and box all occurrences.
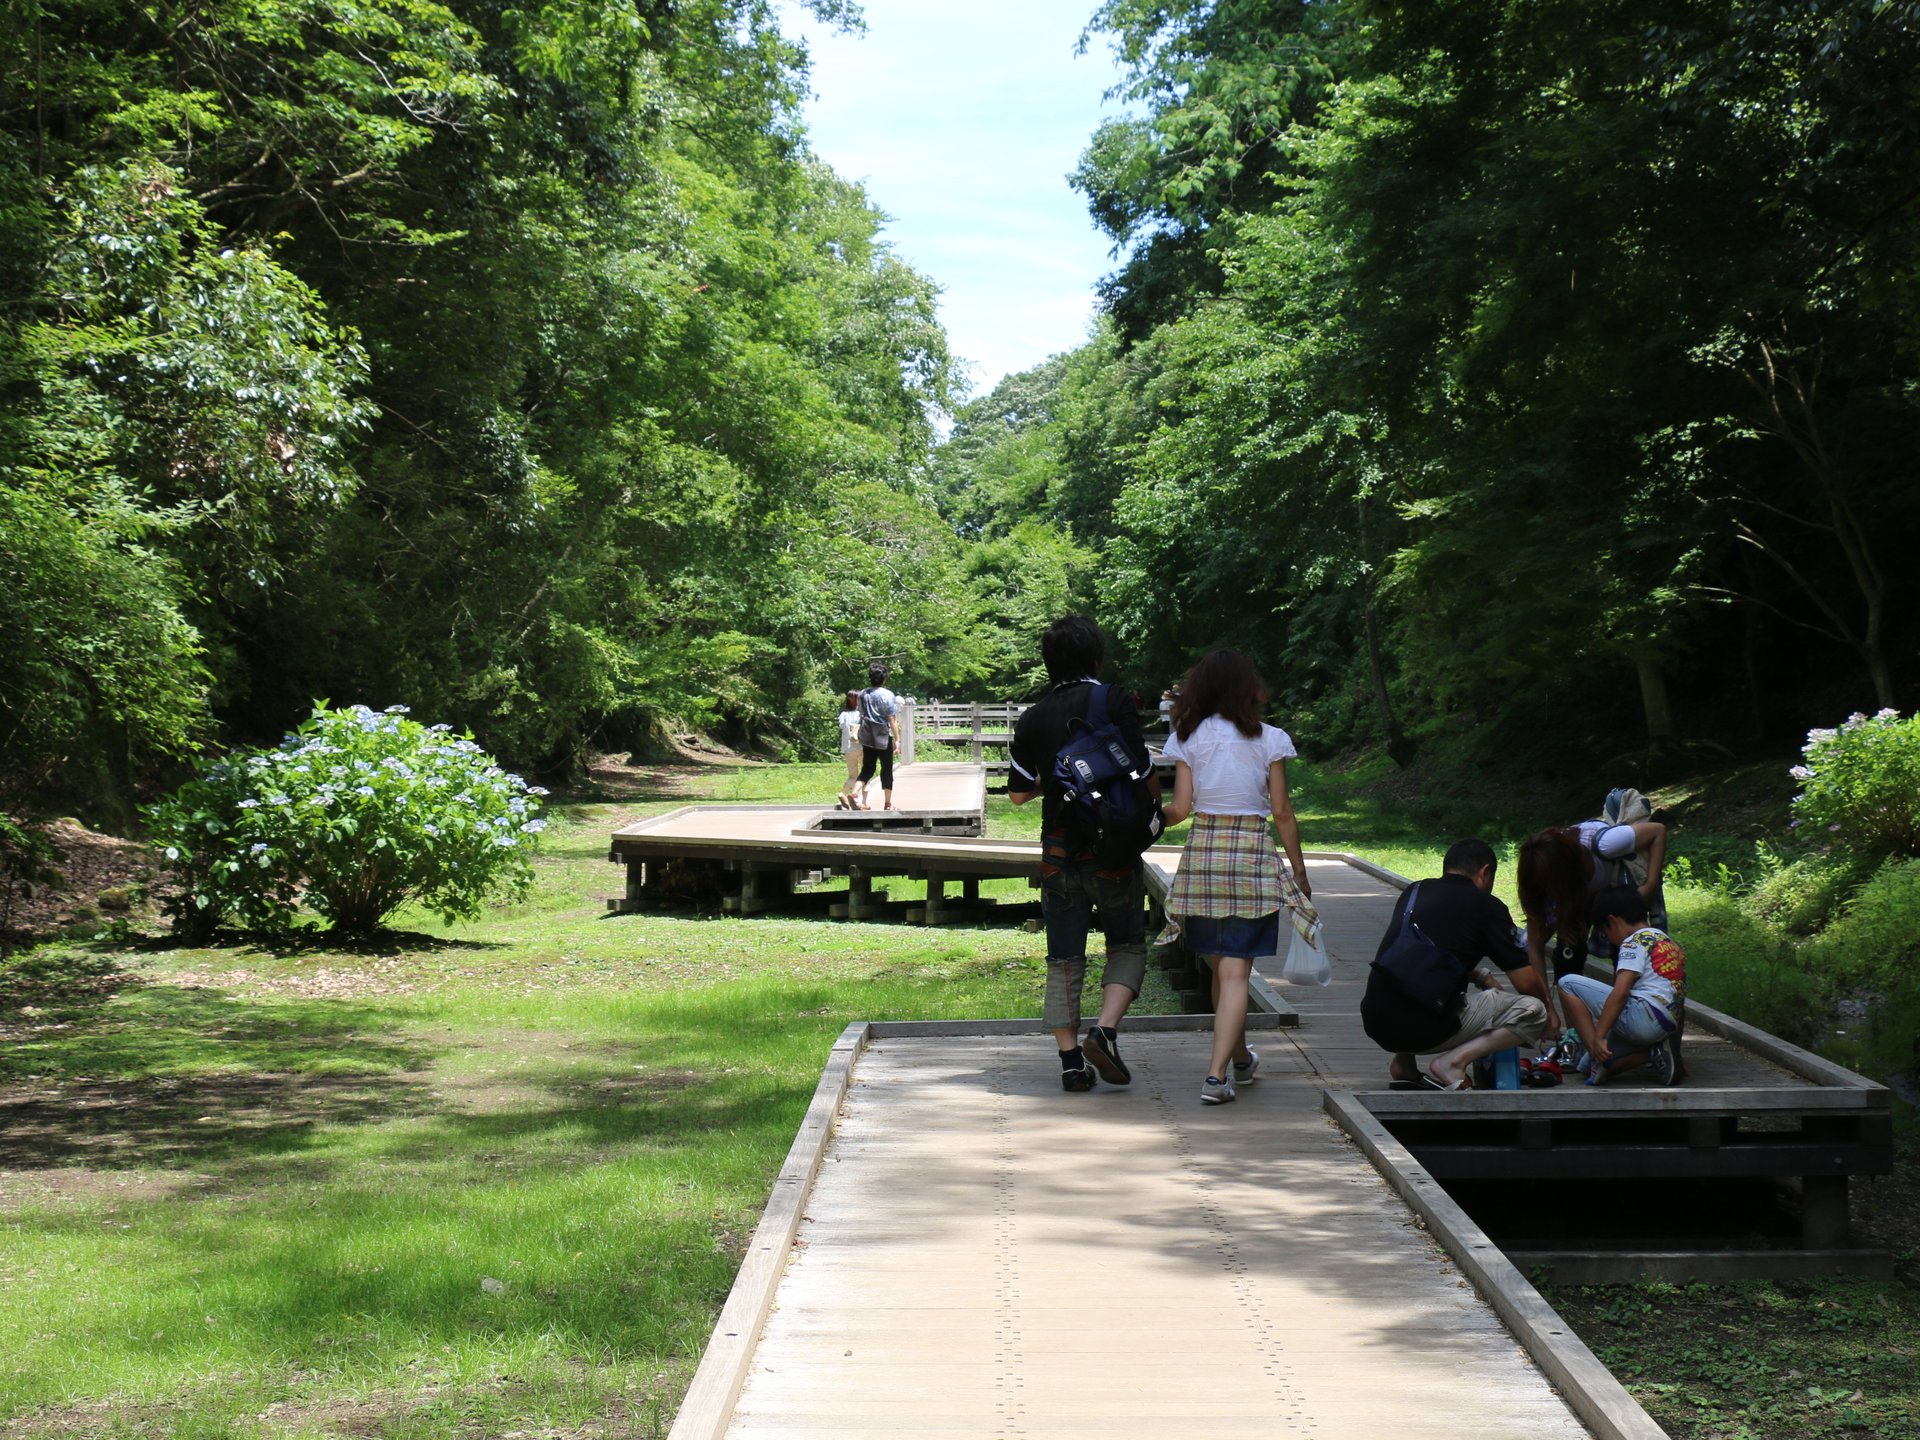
[1082,1027,1131,1085]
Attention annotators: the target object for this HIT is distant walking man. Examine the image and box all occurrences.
[856,662,902,811]
[1008,616,1157,1091]
[1360,839,1549,1089]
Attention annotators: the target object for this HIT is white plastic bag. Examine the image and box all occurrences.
[1282,919,1331,986]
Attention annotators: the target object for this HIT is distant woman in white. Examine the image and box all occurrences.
[1159,649,1311,1105]
[835,689,865,809]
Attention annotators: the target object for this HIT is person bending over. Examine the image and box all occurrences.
[1360,839,1550,1090]
[1516,809,1667,1027]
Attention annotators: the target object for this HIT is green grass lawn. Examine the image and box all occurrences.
[0,761,1175,1438]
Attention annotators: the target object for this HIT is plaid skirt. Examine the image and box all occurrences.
[1165,813,1284,918]
[1160,813,1318,944]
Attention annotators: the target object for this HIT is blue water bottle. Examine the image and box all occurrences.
[1491,1046,1521,1091]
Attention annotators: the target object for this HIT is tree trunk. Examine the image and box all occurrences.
[1740,342,1897,711]
[1635,655,1677,753]
[1357,494,1413,767]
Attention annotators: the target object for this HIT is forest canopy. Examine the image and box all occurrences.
[5,0,1920,813]
[938,0,1920,774]
[1,0,984,809]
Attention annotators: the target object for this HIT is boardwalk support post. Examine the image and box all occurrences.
[1799,1175,1850,1248]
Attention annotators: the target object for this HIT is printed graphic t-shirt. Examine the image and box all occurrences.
[1615,925,1685,1013]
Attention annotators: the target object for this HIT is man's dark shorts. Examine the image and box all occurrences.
[1039,842,1147,1031]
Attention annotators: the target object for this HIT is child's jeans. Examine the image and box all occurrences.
[1557,973,1673,1051]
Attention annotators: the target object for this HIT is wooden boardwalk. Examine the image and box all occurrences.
[703,858,1613,1440]
[644,776,1889,1439]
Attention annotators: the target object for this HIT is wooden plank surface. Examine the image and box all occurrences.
[726,1025,1593,1440]
[706,851,1884,1437]
[719,857,1606,1439]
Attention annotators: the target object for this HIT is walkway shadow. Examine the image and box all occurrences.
[0,985,438,1170]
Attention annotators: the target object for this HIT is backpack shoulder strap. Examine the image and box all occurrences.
[1086,682,1110,729]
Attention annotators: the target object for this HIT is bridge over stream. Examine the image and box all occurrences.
[607,764,1893,1440]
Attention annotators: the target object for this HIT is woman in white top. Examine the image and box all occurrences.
[835,690,865,809]
[1160,649,1311,1105]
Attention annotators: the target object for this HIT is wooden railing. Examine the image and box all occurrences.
[901,699,1173,765]
[911,702,1025,752]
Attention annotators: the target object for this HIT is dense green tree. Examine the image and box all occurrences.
[1,0,966,803]
[937,0,1920,773]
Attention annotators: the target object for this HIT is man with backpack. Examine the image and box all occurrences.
[1359,839,1550,1090]
[854,662,902,811]
[1007,616,1162,1092]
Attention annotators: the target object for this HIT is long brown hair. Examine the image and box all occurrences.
[1516,827,1589,944]
[842,689,860,712]
[1171,649,1268,741]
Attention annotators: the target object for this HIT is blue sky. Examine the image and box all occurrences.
[781,1,1135,397]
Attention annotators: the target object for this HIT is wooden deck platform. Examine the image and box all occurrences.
[609,762,1174,927]
[663,852,1893,1440]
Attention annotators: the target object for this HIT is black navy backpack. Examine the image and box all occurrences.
[1051,684,1164,866]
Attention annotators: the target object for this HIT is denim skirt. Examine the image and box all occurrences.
[1183,910,1281,960]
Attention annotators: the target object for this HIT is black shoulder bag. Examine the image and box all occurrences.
[1370,883,1470,1014]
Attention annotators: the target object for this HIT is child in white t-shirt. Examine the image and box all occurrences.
[1556,885,1686,1086]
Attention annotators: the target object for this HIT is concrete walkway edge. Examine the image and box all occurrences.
[668,1021,873,1440]
[1324,1090,1669,1440]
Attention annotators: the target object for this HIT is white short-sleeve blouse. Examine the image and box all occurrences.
[1162,715,1297,816]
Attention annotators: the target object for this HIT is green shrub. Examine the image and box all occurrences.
[147,704,545,936]
[1791,709,1920,857]
[1807,857,1920,989]
[1748,849,1875,936]
[1664,887,1825,1046]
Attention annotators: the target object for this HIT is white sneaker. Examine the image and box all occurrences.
[1201,1075,1236,1105]
[1232,1049,1260,1085]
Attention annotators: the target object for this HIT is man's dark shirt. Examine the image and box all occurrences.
[1007,680,1149,841]
[1360,871,1530,1053]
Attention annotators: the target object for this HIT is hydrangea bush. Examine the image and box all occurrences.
[148,704,547,935]
[1790,708,1920,859]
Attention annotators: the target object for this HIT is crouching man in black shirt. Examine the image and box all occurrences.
[1360,839,1549,1090]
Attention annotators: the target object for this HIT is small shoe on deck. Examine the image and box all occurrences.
[1647,1038,1679,1085]
[1201,1075,1236,1105]
[1083,1026,1131,1085]
[1231,1048,1260,1085]
[1061,1064,1096,1093]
